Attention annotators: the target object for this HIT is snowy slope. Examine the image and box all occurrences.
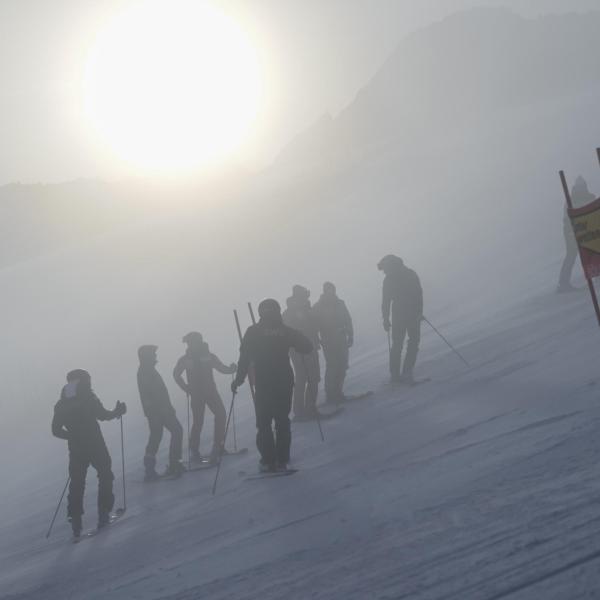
[3,285,600,600]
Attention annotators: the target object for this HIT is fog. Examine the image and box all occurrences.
[2,5,600,599]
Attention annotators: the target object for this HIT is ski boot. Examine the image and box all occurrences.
[259,460,276,473]
[97,511,110,530]
[144,455,160,482]
[164,460,185,478]
[70,515,82,539]
[190,450,208,464]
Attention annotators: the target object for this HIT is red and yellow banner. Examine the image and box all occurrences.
[568,197,600,279]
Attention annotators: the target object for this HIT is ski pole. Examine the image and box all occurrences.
[186,392,191,469]
[422,316,469,367]
[212,390,237,495]
[247,302,256,325]
[231,375,238,452]
[119,416,127,514]
[234,309,257,402]
[302,354,325,443]
[45,475,70,539]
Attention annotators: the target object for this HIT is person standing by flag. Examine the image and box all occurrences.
[557,175,595,293]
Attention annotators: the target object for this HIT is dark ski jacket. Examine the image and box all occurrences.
[234,320,313,390]
[312,294,353,346]
[137,365,175,418]
[173,349,235,399]
[282,296,320,347]
[52,385,119,453]
[382,266,423,322]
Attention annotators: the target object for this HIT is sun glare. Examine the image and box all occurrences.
[83,1,264,174]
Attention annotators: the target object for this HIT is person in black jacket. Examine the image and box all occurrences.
[313,282,354,404]
[137,345,184,481]
[52,369,126,537]
[282,285,321,419]
[378,255,423,384]
[232,298,313,472]
[173,332,237,464]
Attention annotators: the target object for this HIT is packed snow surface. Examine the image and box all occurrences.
[2,288,600,600]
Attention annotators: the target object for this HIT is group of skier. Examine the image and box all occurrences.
[52,255,424,538]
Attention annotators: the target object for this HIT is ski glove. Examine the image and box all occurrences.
[114,401,127,417]
[383,319,391,332]
[347,337,354,348]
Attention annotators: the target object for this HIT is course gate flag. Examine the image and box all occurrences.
[568,198,600,279]
[559,152,600,326]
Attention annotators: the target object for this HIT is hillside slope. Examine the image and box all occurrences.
[2,286,600,599]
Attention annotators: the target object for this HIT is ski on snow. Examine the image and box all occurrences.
[245,468,299,481]
[73,509,126,543]
[141,448,250,482]
[341,391,374,403]
[293,407,344,422]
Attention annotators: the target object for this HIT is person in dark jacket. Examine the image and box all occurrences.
[137,345,184,481]
[52,369,126,537]
[232,298,312,471]
[313,282,354,404]
[173,332,236,463]
[378,255,423,384]
[557,175,595,292]
[282,285,321,419]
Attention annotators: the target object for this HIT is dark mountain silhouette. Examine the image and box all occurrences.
[275,8,600,170]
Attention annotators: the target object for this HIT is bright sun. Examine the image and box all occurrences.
[83,1,263,174]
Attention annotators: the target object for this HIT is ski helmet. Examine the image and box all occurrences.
[138,345,158,362]
[258,298,281,317]
[377,254,403,271]
[182,331,203,345]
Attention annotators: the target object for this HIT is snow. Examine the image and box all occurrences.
[2,286,600,599]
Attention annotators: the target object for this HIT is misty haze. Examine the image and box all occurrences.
[2,1,600,599]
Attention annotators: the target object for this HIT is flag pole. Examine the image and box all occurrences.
[559,169,600,326]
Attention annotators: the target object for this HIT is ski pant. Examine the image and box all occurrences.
[254,382,293,466]
[390,316,421,378]
[67,444,114,519]
[290,350,320,416]
[558,223,579,289]
[322,338,349,403]
[189,391,226,454]
[145,409,183,465]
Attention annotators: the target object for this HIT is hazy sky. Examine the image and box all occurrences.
[0,0,598,184]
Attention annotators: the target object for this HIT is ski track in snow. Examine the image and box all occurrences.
[3,291,600,599]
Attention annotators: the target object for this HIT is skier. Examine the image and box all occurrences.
[282,285,321,419]
[173,332,236,463]
[312,282,354,404]
[231,298,313,472]
[557,175,595,293]
[137,345,185,481]
[51,369,126,538]
[378,255,423,384]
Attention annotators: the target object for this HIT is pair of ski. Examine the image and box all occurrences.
[389,377,431,388]
[244,468,299,481]
[292,391,374,423]
[73,507,126,543]
[143,448,249,482]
